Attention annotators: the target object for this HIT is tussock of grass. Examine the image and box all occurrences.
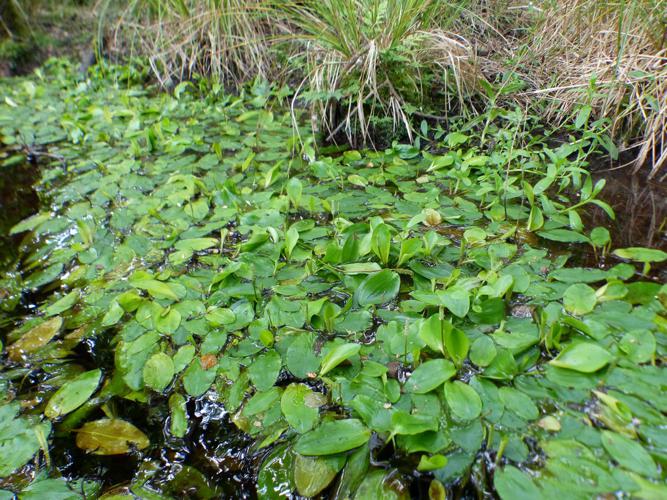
[287,0,485,145]
[109,0,281,86]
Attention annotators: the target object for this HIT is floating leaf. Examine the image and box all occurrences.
[0,403,52,476]
[444,381,482,421]
[294,419,370,456]
[143,352,175,392]
[494,465,540,500]
[355,270,400,307]
[549,342,613,373]
[601,431,658,478]
[320,343,360,376]
[169,393,188,438]
[8,316,63,361]
[613,247,667,263]
[404,359,456,394]
[45,369,102,419]
[281,384,320,434]
[563,283,597,315]
[293,453,345,497]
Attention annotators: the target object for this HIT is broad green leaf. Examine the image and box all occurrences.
[0,403,51,476]
[45,369,102,419]
[563,283,597,315]
[444,324,469,365]
[444,381,482,421]
[549,342,613,372]
[174,238,217,251]
[294,419,370,455]
[130,278,184,301]
[494,466,541,500]
[320,343,361,376]
[601,431,658,478]
[355,270,400,307]
[248,351,281,391]
[143,352,175,392]
[469,336,497,367]
[404,359,456,394]
[281,384,321,434]
[390,411,439,436]
[440,286,470,318]
[182,357,218,397]
[613,247,667,263]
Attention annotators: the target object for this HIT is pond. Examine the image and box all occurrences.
[0,61,665,499]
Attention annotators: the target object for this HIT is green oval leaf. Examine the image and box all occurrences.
[404,359,456,394]
[444,381,482,421]
[45,369,102,419]
[320,343,361,376]
[355,270,400,307]
[294,419,370,456]
[143,352,175,392]
[549,342,613,373]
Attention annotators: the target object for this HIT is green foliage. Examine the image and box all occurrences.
[0,61,665,498]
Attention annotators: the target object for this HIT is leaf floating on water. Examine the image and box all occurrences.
[294,419,370,456]
[563,283,597,315]
[143,352,175,392]
[45,369,102,419]
[404,359,456,394]
[0,402,52,476]
[549,342,613,373]
[444,381,482,421]
[75,419,149,455]
[280,384,320,434]
[8,316,63,361]
[319,343,361,376]
[613,247,667,263]
[494,465,541,500]
[600,430,659,478]
[293,453,345,497]
[355,270,400,307]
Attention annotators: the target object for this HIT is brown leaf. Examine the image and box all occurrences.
[199,354,217,370]
[8,316,63,361]
[76,418,149,455]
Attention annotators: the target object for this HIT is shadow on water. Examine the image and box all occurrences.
[0,158,40,268]
[589,164,667,252]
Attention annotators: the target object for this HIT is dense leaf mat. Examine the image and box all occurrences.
[0,61,666,498]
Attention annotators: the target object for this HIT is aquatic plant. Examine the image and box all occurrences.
[0,60,665,498]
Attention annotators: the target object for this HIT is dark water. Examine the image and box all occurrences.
[0,150,665,496]
[0,157,40,268]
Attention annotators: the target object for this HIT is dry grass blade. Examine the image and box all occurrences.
[521,0,667,176]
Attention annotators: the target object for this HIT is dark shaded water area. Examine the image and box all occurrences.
[0,146,665,497]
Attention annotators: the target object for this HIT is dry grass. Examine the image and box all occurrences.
[519,0,667,178]
[107,0,282,87]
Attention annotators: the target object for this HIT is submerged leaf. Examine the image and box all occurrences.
[76,419,149,455]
